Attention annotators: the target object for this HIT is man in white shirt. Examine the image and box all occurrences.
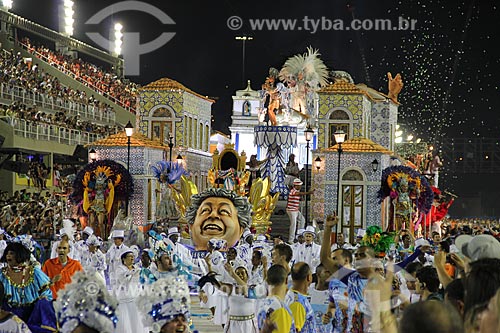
[166,227,193,268]
[73,226,94,261]
[330,232,352,252]
[105,229,129,288]
[291,228,305,254]
[294,226,321,273]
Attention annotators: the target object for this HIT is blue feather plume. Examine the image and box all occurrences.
[150,161,189,184]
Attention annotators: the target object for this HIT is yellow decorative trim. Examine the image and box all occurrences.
[2,266,35,288]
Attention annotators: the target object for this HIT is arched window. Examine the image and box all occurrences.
[150,107,174,145]
[340,169,365,243]
[327,109,354,147]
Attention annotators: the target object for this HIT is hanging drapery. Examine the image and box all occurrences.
[254,126,297,195]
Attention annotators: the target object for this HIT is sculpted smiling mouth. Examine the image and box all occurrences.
[202,221,224,233]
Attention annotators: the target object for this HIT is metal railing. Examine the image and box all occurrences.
[0,83,116,124]
[1,115,107,145]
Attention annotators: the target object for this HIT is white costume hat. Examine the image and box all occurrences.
[356,229,366,238]
[415,238,431,248]
[119,247,135,259]
[136,275,191,333]
[111,229,125,239]
[55,271,118,333]
[60,219,76,242]
[256,235,267,242]
[167,227,180,236]
[302,226,315,236]
[293,178,303,185]
[296,229,305,239]
[82,226,94,236]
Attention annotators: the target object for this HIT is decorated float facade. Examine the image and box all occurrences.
[137,77,214,192]
[312,71,403,242]
[84,77,214,231]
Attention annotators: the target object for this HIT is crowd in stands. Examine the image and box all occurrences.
[0,100,121,136]
[0,49,122,136]
[21,37,140,113]
[0,189,66,240]
[0,48,117,122]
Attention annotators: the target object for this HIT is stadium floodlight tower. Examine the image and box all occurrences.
[63,0,74,36]
[1,0,12,11]
[114,23,123,56]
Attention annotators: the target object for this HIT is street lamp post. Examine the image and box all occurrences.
[125,121,134,214]
[235,36,253,87]
[334,129,346,239]
[304,125,314,227]
[168,136,174,164]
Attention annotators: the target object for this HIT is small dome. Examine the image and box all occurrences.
[330,70,354,84]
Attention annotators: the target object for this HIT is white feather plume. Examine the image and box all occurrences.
[279,46,329,89]
[61,219,76,242]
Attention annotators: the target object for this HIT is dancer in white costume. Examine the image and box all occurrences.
[113,249,147,333]
[204,238,229,327]
[222,261,259,333]
[79,234,106,283]
[105,229,129,289]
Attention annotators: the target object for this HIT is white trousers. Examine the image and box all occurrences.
[287,209,305,242]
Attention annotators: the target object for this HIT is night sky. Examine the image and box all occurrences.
[13,0,500,142]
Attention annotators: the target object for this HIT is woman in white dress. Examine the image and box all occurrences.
[221,261,258,333]
[203,239,228,326]
[113,249,147,333]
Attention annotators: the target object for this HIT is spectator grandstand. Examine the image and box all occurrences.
[21,37,139,114]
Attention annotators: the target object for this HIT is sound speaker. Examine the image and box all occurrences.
[72,145,87,159]
[2,160,29,174]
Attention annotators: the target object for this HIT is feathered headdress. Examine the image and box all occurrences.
[360,226,395,257]
[54,271,118,333]
[151,161,189,185]
[136,275,191,333]
[59,219,76,242]
[378,165,434,214]
[147,231,192,279]
[279,46,329,89]
[86,234,101,246]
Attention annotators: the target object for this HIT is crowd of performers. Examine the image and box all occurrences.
[0,183,499,333]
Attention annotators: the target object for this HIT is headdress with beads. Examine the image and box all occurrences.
[136,275,191,332]
[54,271,118,333]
